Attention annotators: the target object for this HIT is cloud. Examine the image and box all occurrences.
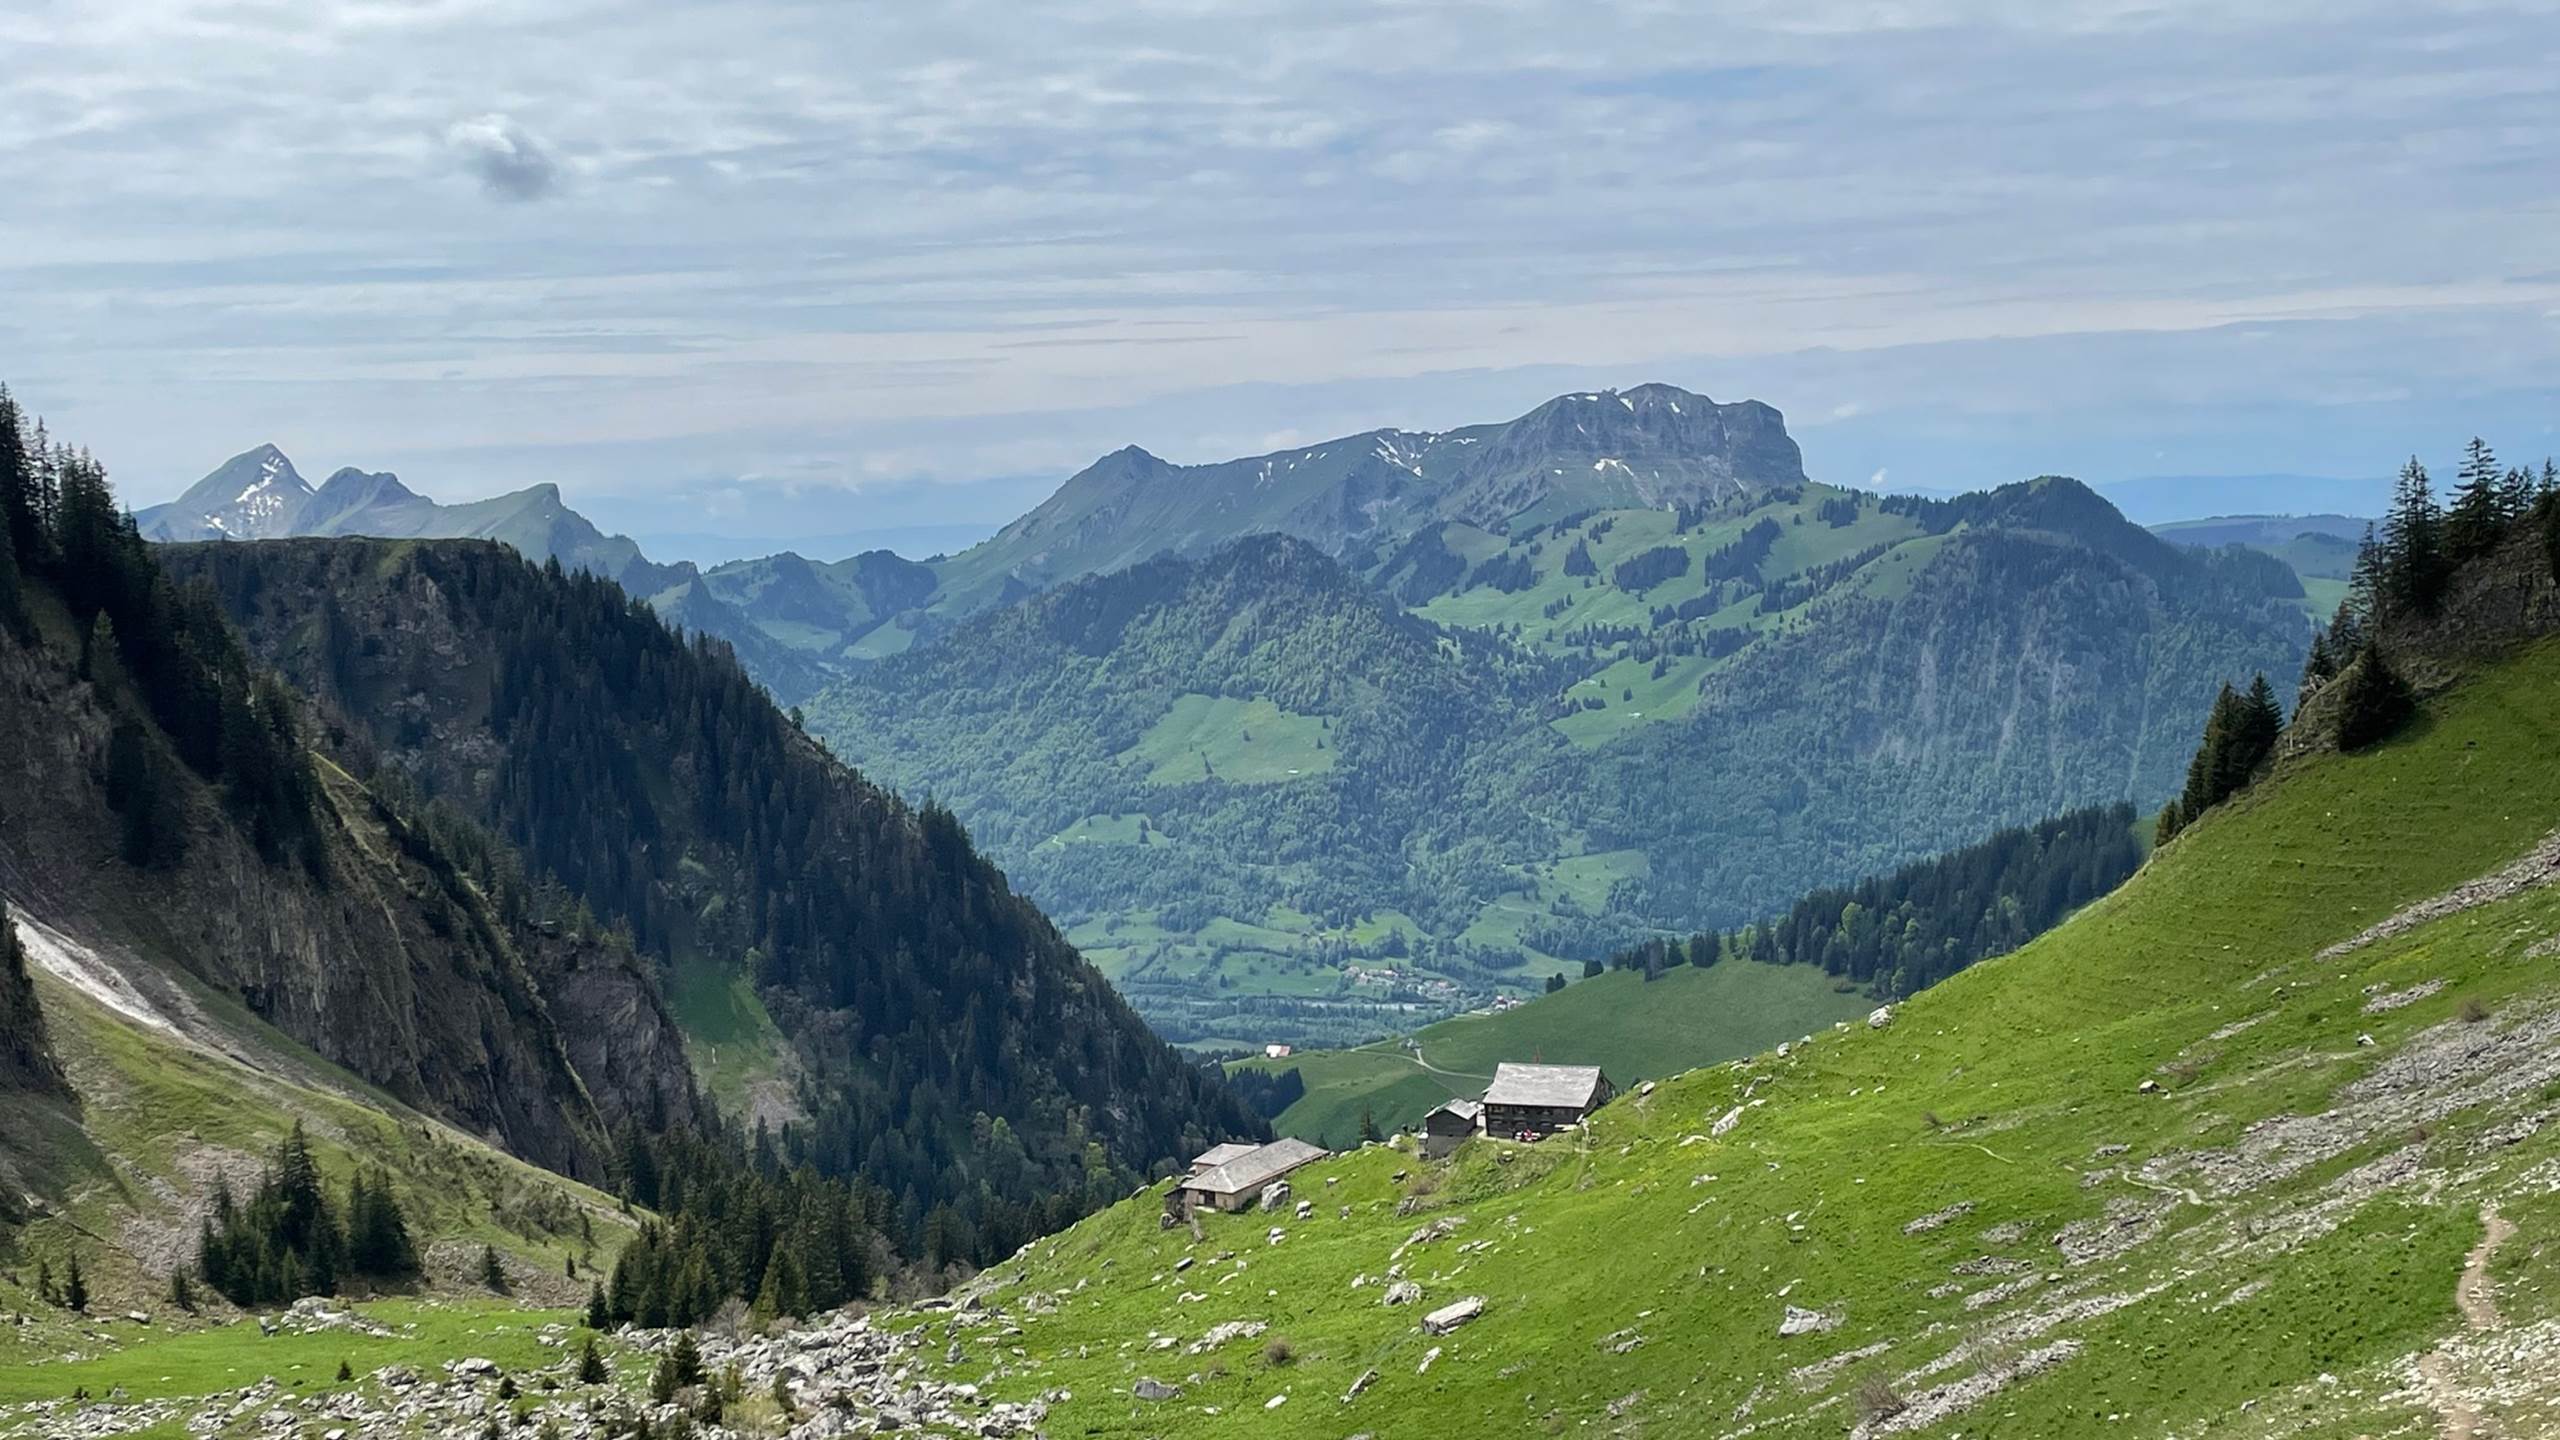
[2,0,2556,516]
[445,114,561,202]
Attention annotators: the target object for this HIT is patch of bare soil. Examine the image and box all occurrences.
[2415,1206,2516,1440]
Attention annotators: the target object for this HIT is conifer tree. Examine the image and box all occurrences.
[2502,465,2538,523]
[2381,457,2449,614]
[2446,438,2507,564]
[2335,646,2414,751]
[62,1253,87,1312]
[576,1338,609,1385]
[480,1244,509,1294]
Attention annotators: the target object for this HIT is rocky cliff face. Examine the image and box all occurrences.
[0,603,698,1180]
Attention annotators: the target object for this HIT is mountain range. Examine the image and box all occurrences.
[135,388,2334,1051]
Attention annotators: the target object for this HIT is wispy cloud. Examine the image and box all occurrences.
[0,0,2553,515]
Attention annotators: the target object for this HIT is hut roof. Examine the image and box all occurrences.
[1187,1142,1259,1173]
[1184,1138,1329,1196]
[1482,1063,1609,1110]
[1428,1098,1483,1122]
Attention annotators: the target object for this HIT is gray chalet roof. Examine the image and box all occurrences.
[1482,1063,1609,1110]
[1188,1142,1259,1173]
[1182,1138,1329,1196]
[1427,1098,1483,1122]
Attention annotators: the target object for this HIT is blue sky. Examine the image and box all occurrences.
[4,0,2556,555]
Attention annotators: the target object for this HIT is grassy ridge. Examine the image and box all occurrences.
[907,637,2560,1438]
[1233,959,1871,1146]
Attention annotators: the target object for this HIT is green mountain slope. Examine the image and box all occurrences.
[875,629,2560,1439]
[808,480,2308,1049]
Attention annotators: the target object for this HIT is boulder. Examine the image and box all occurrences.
[1258,1181,1292,1213]
[1868,1005,1895,1029]
[1133,1378,1180,1402]
[1712,1106,1744,1138]
[1421,1296,1485,1335]
[1778,1306,1839,1337]
[1343,1367,1379,1403]
[1382,1281,1422,1307]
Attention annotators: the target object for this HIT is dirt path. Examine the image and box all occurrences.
[2418,1206,2515,1439]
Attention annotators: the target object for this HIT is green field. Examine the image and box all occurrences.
[1234,958,1874,1146]
[0,1299,588,1406]
[1132,693,1336,785]
[909,635,2560,1438]
[663,953,789,1114]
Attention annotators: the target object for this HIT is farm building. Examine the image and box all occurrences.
[1421,1097,1483,1159]
[1481,1063,1615,1140]
[1168,1137,1330,1215]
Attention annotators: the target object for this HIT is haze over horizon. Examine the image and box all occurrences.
[9,0,2555,546]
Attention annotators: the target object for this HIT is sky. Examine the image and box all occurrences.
[4,0,2556,559]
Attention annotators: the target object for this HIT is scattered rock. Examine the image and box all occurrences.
[1868,1005,1895,1029]
[1778,1306,1840,1337]
[2364,978,2447,1014]
[1422,1296,1485,1335]
[1712,1106,1745,1137]
[1258,1181,1292,1213]
[1383,1281,1423,1307]
[1133,1377,1181,1402]
[1343,1367,1379,1403]
[1901,1201,1974,1235]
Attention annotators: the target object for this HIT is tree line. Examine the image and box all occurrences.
[1589,803,2144,999]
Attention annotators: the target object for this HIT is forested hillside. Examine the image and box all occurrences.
[0,386,700,1181]
[809,474,2309,1049]
[169,536,1265,1266]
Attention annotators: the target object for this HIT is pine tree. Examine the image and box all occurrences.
[576,1338,609,1385]
[670,1329,703,1387]
[479,1244,509,1294]
[2335,646,2414,752]
[2381,457,2449,614]
[2502,465,2538,523]
[1358,1107,1382,1144]
[2297,625,2338,706]
[336,1359,354,1382]
[169,1270,196,1312]
[585,1282,611,1331]
[2446,438,2506,564]
[2153,801,2184,848]
[63,1253,87,1312]
[2176,683,2239,822]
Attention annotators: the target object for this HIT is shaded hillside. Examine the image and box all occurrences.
[168,537,1264,1258]
[807,479,2308,1049]
[0,421,700,1182]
